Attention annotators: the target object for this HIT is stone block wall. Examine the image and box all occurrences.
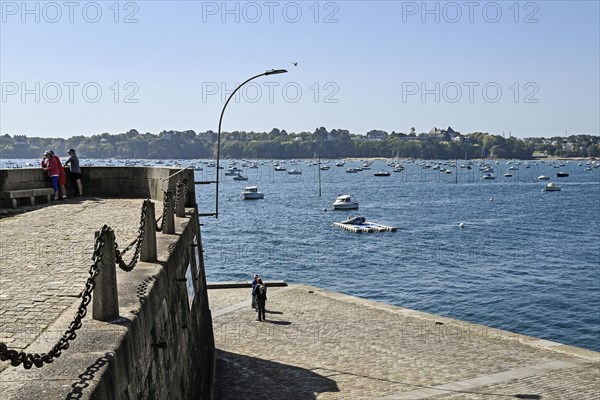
[96,209,215,399]
[0,167,196,206]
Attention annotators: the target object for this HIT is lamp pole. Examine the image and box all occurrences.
[214,69,287,218]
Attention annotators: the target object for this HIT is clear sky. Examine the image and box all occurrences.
[1,0,598,138]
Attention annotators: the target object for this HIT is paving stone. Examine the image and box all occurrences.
[209,285,599,400]
[0,199,156,358]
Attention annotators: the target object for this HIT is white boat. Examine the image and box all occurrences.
[242,186,264,199]
[346,168,358,173]
[332,195,359,210]
[288,169,302,175]
[537,175,550,180]
[543,182,561,192]
[482,173,495,180]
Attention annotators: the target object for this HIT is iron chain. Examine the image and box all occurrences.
[175,181,187,211]
[115,199,149,271]
[156,190,171,232]
[0,225,110,369]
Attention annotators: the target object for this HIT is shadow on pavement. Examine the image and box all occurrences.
[214,349,339,399]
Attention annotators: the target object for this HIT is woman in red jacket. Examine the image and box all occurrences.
[42,150,60,200]
[50,151,67,199]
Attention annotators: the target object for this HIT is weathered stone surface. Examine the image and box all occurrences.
[1,198,214,399]
[208,286,599,400]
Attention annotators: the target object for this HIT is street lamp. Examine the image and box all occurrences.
[214,69,288,218]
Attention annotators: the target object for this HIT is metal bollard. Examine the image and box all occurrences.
[163,193,175,234]
[93,228,120,321]
[176,185,185,217]
[141,201,157,262]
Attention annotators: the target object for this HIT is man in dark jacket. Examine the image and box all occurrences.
[256,278,267,322]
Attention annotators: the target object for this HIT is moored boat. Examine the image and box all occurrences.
[373,170,390,176]
[333,195,359,210]
[543,182,561,192]
[242,186,264,199]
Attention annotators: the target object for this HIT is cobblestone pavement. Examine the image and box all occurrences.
[208,285,599,400]
[0,198,156,368]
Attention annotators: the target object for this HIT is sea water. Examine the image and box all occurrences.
[3,158,598,351]
[197,159,600,352]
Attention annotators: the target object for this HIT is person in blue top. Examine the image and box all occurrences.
[251,274,259,310]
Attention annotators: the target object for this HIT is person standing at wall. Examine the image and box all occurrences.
[64,148,83,196]
[256,278,267,322]
[49,151,67,199]
[42,150,60,200]
[251,274,259,310]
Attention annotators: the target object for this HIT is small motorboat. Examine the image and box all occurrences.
[288,169,302,175]
[556,172,569,177]
[233,173,248,181]
[503,172,513,177]
[482,173,496,180]
[346,168,358,173]
[340,215,366,225]
[543,182,561,192]
[373,171,390,176]
[537,175,550,180]
[242,186,264,199]
[333,195,359,210]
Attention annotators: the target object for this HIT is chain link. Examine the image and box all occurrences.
[115,199,149,272]
[174,181,188,211]
[0,225,110,369]
[156,190,171,232]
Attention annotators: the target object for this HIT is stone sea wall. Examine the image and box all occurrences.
[0,167,214,399]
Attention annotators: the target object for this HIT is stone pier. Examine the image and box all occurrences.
[208,285,599,399]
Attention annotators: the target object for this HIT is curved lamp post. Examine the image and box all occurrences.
[214,69,287,218]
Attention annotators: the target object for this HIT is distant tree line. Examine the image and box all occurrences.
[1,128,598,160]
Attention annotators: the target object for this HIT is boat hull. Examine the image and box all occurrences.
[333,203,359,210]
[243,193,264,200]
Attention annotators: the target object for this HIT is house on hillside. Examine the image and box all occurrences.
[428,126,461,140]
[366,130,389,140]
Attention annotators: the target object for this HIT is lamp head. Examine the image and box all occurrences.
[264,69,288,75]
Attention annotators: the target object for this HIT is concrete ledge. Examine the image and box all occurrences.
[207,280,288,289]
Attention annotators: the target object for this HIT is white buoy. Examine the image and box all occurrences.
[459,223,465,228]
[490,198,494,202]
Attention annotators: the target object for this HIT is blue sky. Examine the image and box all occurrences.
[1,0,598,138]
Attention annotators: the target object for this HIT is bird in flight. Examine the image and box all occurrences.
[293,62,298,66]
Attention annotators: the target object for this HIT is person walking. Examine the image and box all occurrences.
[251,274,259,310]
[64,148,83,196]
[256,278,267,322]
[42,150,60,200]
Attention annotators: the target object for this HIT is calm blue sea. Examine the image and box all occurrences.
[4,158,598,351]
[195,159,600,352]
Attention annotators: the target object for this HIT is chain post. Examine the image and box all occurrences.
[93,227,119,322]
[164,190,176,234]
[176,182,186,217]
[140,200,157,262]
